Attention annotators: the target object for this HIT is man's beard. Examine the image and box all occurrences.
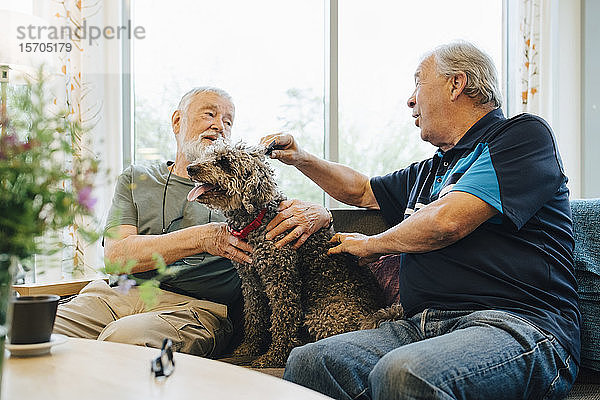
[181,138,208,163]
[181,133,227,163]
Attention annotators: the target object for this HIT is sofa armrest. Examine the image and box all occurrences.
[330,208,389,235]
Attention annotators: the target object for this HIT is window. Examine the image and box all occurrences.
[338,0,503,179]
[130,1,504,205]
[132,0,325,203]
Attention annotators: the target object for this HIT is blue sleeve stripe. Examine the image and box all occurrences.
[432,143,488,197]
[452,143,488,174]
[450,145,503,213]
[450,186,503,214]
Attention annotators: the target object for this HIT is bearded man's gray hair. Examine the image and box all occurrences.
[177,87,235,113]
[427,41,503,109]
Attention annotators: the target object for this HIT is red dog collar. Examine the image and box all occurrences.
[229,208,268,240]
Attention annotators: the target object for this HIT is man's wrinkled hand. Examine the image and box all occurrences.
[200,222,253,264]
[259,133,306,166]
[327,232,379,265]
[265,199,331,249]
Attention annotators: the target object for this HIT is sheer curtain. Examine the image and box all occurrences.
[31,0,121,280]
[517,0,551,116]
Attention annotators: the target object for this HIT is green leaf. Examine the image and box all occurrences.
[138,280,161,311]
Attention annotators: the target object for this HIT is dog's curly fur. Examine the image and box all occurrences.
[186,139,398,367]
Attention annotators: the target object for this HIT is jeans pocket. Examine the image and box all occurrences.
[503,312,551,337]
[506,313,575,367]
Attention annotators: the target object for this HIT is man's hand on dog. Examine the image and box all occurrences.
[328,232,381,266]
[265,199,331,249]
[200,222,253,264]
[260,133,307,166]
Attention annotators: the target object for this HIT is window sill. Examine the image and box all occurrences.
[12,278,108,297]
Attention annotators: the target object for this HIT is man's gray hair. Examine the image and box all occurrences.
[428,41,502,108]
[177,86,234,112]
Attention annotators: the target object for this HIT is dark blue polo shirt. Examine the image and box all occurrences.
[370,108,581,362]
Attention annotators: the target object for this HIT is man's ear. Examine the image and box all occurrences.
[449,71,468,101]
[172,110,181,135]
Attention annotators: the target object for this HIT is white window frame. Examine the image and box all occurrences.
[582,0,599,198]
[121,0,134,170]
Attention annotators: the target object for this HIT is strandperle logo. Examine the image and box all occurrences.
[16,19,146,45]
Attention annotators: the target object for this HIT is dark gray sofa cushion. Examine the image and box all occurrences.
[571,199,600,372]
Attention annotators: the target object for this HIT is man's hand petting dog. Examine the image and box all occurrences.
[328,232,381,266]
[199,222,253,264]
[265,199,331,249]
[260,133,307,166]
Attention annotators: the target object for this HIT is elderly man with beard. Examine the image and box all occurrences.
[54,87,254,357]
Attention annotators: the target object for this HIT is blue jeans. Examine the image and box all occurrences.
[284,309,578,400]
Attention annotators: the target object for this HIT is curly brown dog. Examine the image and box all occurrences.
[186,139,400,367]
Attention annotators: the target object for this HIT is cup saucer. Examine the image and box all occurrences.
[5,334,68,357]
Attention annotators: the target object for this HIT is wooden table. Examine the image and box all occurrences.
[2,338,333,400]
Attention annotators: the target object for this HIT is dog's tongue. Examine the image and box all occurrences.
[187,183,215,202]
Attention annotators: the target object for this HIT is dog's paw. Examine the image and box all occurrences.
[250,351,287,368]
[232,342,262,357]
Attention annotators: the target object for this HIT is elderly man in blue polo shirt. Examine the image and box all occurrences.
[260,41,580,399]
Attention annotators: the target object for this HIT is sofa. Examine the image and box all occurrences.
[232,200,600,398]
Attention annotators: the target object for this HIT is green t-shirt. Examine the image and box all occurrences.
[105,162,241,307]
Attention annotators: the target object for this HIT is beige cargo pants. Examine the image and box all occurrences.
[53,280,233,357]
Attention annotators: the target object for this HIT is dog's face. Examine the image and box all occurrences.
[186,139,278,214]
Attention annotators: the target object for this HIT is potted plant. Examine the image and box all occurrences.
[0,70,100,389]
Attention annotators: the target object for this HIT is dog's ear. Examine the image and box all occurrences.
[238,141,278,214]
[241,160,259,214]
[242,197,256,215]
[239,149,259,214]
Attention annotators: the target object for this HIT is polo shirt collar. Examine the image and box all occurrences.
[443,108,505,153]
